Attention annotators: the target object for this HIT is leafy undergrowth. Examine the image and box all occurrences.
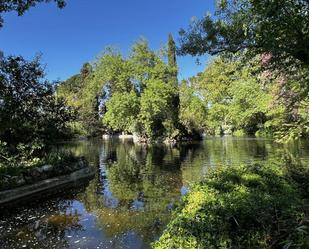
[0,148,77,178]
[154,163,309,249]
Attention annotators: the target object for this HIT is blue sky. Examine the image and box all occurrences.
[0,0,215,81]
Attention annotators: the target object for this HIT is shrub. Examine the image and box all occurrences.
[154,163,309,249]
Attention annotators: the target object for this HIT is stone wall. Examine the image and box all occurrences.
[0,157,89,191]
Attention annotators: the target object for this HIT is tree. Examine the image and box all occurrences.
[179,0,309,66]
[167,34,181,136]
[91,49,133,97]
[98,40,180,139]
[0,0,66,28]
[0,55,74,152]
[196,57,238,134]
[57,62,103,137]
[103,91,140,133]
[264,66,309,142]
[130,39,169,92]
[228,73,271,134]
[190,52,309,141]
[139,79,178,138]
[168,33,177,83]
[179,80,207,137]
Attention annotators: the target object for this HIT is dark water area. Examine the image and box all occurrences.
[1,137,309,249]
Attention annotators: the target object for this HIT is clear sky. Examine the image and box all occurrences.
[0,0,215,82]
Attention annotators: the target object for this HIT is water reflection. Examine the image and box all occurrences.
[1,137,309,249]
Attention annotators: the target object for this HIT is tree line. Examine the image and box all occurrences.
[1,0,308,172]
[57,36,196,141]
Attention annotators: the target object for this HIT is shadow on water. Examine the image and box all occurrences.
[1,137,309,248]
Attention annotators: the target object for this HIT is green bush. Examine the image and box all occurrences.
[0,140,76,177]
[154,163,309,249]
[233,129,245,137]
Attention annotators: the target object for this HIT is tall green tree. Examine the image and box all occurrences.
[167,34,181,136]
[168,33,177,84]
[179,79,207,137]
[103,91,140,133]
[139,78,178,138]
[57,62,102,137]
[99,40,181,139]
[0,55,74,151]
[191,54,309,141]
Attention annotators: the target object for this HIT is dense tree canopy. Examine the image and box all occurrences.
[58,39,183,140]
[0,55,74,159]
[103,91,140,133]
[179,80,207,137]
[57,62,102,137]
[58,38,309,142]
[179,0,309,66]
[190,53,309,141]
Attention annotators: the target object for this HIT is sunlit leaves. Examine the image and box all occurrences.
[180,0,309,66]
[103,91,140,133]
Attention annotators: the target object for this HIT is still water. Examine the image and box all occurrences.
[1,137,309,249]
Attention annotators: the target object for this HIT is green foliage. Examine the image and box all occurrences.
[91,48,134,96]
[0,55,76,175]
[57,63,101,137]
[0,55,75,149]
[103,91,140,133]
[168,33,178,86]
[177,0,309,141]
[179,80,207,135]
[139,79,178,138]
[0,140,43,169]
[264,68,309,142]
[56,37,189,141]
[179,0,309,66]
[193,54,309,141]
[0,139,76,177]
[195,57,238,134]
[154,163,309,249]
[228,76,271,134]
[0,0,66,28]
[168,34,177,69]
[92,39,181,140]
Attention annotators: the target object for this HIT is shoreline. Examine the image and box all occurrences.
[0,164,95,207]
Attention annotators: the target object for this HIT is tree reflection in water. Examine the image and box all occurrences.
[78,141,188,247]
[1,137,309,249]
[0,195,85,249]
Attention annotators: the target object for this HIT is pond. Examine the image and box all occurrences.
[1,137,309,249]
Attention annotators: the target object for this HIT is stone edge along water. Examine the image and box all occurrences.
[0,165,95,206]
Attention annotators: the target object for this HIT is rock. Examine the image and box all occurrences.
[41,165,53,173]
[1,158,90,192]
[35,165,53,175]
[22,167,41,183]
[102,134,112,139]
